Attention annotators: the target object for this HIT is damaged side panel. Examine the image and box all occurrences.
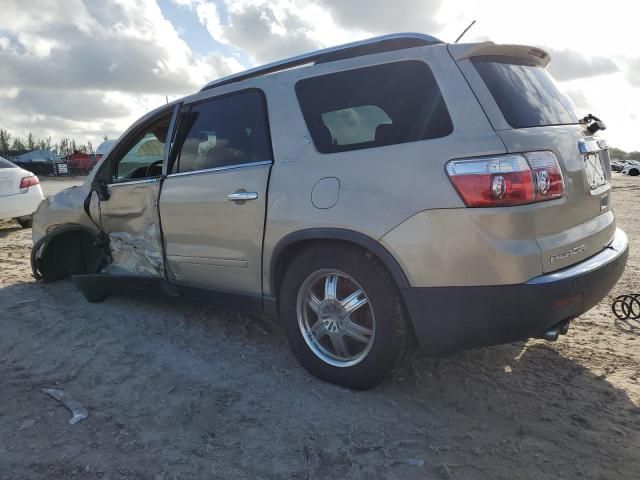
[31,183,105,282]
[32,182,98,244]
[97,179,164,277]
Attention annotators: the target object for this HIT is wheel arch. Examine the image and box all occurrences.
[269,228,410,299]
[31,224,102,282]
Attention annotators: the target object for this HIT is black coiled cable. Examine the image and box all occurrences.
[612,294,640,320]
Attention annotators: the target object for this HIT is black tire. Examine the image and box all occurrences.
[279,244,414,390]
[84,290,108,303]
[15,215,33,228]
[629,169,639,177]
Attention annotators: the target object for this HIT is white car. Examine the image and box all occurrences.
[0,157,45,228]
[621,161,640,176]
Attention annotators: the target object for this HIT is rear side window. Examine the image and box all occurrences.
[172,90,272,174]
[0,157,17,168]
[295,61,453,154]
[472,57,578,128]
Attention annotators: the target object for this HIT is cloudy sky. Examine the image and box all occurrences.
[0,0,638,150]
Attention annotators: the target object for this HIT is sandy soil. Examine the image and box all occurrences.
[1,175,638,480]
[38,177,85,197]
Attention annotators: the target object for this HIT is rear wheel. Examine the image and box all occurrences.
[15,215,33,228]
[629,169,639,177]
[279,245,413,390]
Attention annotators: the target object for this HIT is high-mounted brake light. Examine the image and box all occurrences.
[19,175,40,189]
[446,152,564,207]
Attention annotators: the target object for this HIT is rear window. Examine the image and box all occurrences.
[0,157,17,168]
[472,57,578,128]
[295,61,453,154]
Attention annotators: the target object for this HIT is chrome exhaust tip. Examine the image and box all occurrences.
[540,320,570,342]
[542,328,560,342]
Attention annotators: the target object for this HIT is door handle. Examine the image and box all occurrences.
[227,191,258,202]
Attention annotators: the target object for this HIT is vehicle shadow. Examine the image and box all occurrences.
[614,316,640,334]
[389,342,640,479]
[0,224,22,238]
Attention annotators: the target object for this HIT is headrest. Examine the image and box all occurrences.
[375,123,394,144]
[316,123,334,150]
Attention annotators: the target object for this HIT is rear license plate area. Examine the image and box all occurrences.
[583,152,607,190]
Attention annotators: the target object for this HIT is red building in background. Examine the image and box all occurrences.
[62,151,95,173]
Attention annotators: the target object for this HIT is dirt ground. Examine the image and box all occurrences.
[1,175,638,480]
[37,176,86,197]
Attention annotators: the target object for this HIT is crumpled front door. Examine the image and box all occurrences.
[95,178,164,277]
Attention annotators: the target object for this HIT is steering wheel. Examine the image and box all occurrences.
[145,159,164,177]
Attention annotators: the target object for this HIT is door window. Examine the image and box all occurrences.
[172,90,272,174]
[110,110,172,183]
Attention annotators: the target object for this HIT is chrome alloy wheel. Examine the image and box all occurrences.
[296,269,376,367]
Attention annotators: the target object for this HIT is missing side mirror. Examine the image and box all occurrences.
[93,179,110,201]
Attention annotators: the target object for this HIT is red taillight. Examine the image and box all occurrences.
[446,152,564,207]
[526,151,564,200]
[19,175,40,189]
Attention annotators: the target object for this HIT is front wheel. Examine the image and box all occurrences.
[280,245,413,390]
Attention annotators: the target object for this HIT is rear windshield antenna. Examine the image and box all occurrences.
[454,20,476,43]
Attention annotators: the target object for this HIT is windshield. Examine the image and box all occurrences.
[472,56,579,128]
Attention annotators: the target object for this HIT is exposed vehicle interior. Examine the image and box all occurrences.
[111,112,172,182]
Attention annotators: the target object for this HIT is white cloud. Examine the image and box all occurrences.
[547,48,619,81]
[624,58,640,88]
[0,0,639,152]
[185,0,362,64]
[170,0,196,6]
[195,1,225,42]
[190,1,319,63]
[316,0,443,35]
[565,90,592,112]
[4,89,129,120]
[0,0,240,146]
[221,2,320,63]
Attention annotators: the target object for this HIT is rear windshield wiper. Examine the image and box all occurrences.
[580,113,607,134]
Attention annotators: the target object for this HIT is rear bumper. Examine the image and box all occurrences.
[401,228,629,356]
[0,187,45,220]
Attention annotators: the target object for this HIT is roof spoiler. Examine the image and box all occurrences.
[448,42,550,67]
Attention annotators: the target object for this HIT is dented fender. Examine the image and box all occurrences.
[32,181,98,245]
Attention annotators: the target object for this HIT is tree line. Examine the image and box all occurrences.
[1,126,638,161]
[0,129,98,158]
[608,147,640,161]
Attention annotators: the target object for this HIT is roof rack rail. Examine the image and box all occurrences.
[200,32,442,91]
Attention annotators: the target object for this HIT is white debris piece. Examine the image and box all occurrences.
[42,388,89,425]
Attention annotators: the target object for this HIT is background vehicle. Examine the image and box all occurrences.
[31,34,628,389]
[0,157,44,228]
[610,161,624,172]
[621,160,640,176]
